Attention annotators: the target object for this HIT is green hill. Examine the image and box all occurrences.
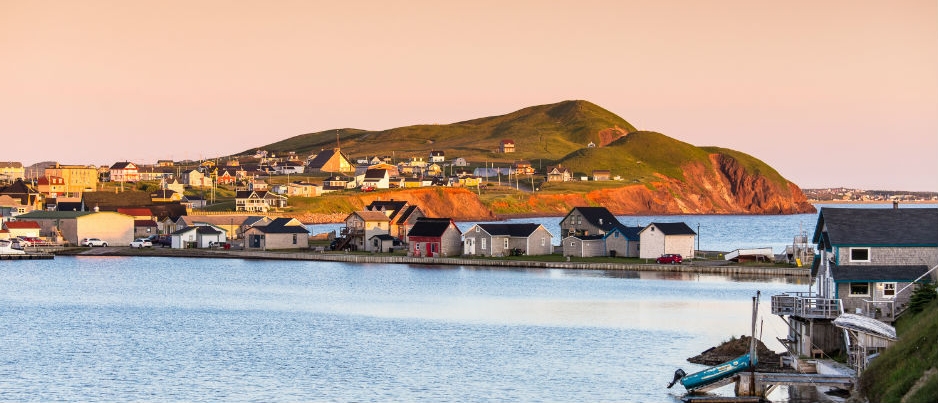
[237,100,636,164]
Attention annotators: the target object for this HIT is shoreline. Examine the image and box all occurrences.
[54,247,810,278]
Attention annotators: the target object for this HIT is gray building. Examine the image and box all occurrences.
[463,223,553,257]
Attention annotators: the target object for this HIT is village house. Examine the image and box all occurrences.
[234,190,287,213]
[307,148,355,174]
[770,206,938,365]
[638,222,697,259]
[170,224,226,249]
[242,217,309,250]
[429,150,445,163]
[322,176,355,193]
[546,165,572,182]
[500,139,515,153]
[109,161,140,183]
[182,169,210,188]
[150,189,182,203]
[117,207,158,238]
[406,217,462,257]
[2,220,41,238]
[37,176,67,197]
[462,223,554,257]
[364,200,424,240]
[592,170,611,181]
[562,224,642,258]
[336,211,391,252]
[368,234,401,253]
[0,195,36,223]
[453,157,468,167]
[0,179,43,211]
[559,206,621,238]
[44,164,98,196]
[512,161,535,176]
[360,167,391,190]
[0,162,25,183]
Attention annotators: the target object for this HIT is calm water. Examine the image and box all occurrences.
[2,256,806,402]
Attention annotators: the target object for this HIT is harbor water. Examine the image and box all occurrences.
[2,256,806,402]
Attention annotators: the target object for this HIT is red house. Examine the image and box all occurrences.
[406,217,462,257]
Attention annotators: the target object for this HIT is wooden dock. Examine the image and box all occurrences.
[735,372,854,396]
[0,253,54,260]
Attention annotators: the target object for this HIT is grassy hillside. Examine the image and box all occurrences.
[236,100,636,164]
[859,287,938,403]
[555,131,712,181]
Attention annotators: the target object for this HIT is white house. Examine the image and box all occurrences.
[638,222,696,259]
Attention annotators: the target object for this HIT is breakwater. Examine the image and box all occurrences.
[62,247,809,277]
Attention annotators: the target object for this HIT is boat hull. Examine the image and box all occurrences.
[680,352,755,391]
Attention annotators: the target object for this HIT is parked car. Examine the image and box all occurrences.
[130,238,153,248]
[80,238,108,247]
[656,253,683,264]
[155,235,172,247]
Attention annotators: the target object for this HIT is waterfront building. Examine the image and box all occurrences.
[462,223,554,257]
[44,164,98,196]
[407,217,462,258]
[638,222,697,260]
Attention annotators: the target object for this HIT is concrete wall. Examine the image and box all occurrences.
[76,212,134,246]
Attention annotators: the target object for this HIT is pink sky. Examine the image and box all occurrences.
[2,1,936,191]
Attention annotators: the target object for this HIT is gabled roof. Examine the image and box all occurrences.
[308,148,352,170]
[407,218,457,238]
[110,161,137,170]
[3,220,40,229]
[369,234,398,242]
[251,217,309,234]
[814,207,938,246]
[364,168,389,179]
[396,205,421,224]
[117,208,153,217]
[830,264,929,283]
[349,210,391,222]
[172,225,223,235]
[564,234,605,241]
[645,222,696,235]
[475,223,545,237]
[134,219,158,227]
[606,225,642,241]
[17,210,92,219]
[565,206,622,232]
[366,200,407,216]
[83,191,152,209]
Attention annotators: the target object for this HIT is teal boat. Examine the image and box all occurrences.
[667,292,761,392]
[678,352,756,390]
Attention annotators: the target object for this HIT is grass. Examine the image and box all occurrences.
[859,296,938,403]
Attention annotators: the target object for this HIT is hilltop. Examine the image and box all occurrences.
[234,100,815,217]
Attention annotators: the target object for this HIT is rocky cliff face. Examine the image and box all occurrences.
[292,154,815,223]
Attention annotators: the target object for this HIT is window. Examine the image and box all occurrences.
[850,282,870,296]
[850,248,870,262]
[541,237,546,247]
[475,227,480,232]
[293,234,298,244]
[504,239,509,248]
[883,283,896,298]
[481,238,486,250]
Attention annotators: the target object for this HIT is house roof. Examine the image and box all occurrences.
[369,234,398,241]
[83,191,152,209]
[308,148,352,170]
[172,225,223,235]
[110,161,137,170]
[117,208,153,217]
[366,200,407,216]
[55,202,84,212]
[134,219,158,227]
[647,222,697,235]
[17,211,93,219]
[408,218,457,237]
[476,223,544,237]
[396,205,421,224]
[831,264,930,283]
[566,207,622,232]
[351,211,391,222]
[364,168,389,179]
[251,217,309,234]
[607,225,643,241]
[0,162,23,168]
[814,207,938,246]
[565,234,605,241]
[4,220,40,229]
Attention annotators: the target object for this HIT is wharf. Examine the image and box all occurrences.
[0,253,54,260]
[57,246,810,277]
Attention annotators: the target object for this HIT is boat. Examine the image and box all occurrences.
[667,291,761,392]
[724,247,774,263]
[0,239,26,255]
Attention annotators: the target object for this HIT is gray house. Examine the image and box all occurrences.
[559,207,621,238]
[463,223,553,257]
[771,207,938,367]
[406,217,462,257]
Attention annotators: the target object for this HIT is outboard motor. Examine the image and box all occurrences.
[666,369,686,389]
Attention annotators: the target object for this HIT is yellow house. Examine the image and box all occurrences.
[44,164,98,196]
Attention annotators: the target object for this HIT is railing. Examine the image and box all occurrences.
[771,293,842,319]
[862,299,896,321]
[340,227,364,237]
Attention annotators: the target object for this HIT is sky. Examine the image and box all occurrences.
[1,1,936,191]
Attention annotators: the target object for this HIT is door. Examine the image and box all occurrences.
[465,238,475,255]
